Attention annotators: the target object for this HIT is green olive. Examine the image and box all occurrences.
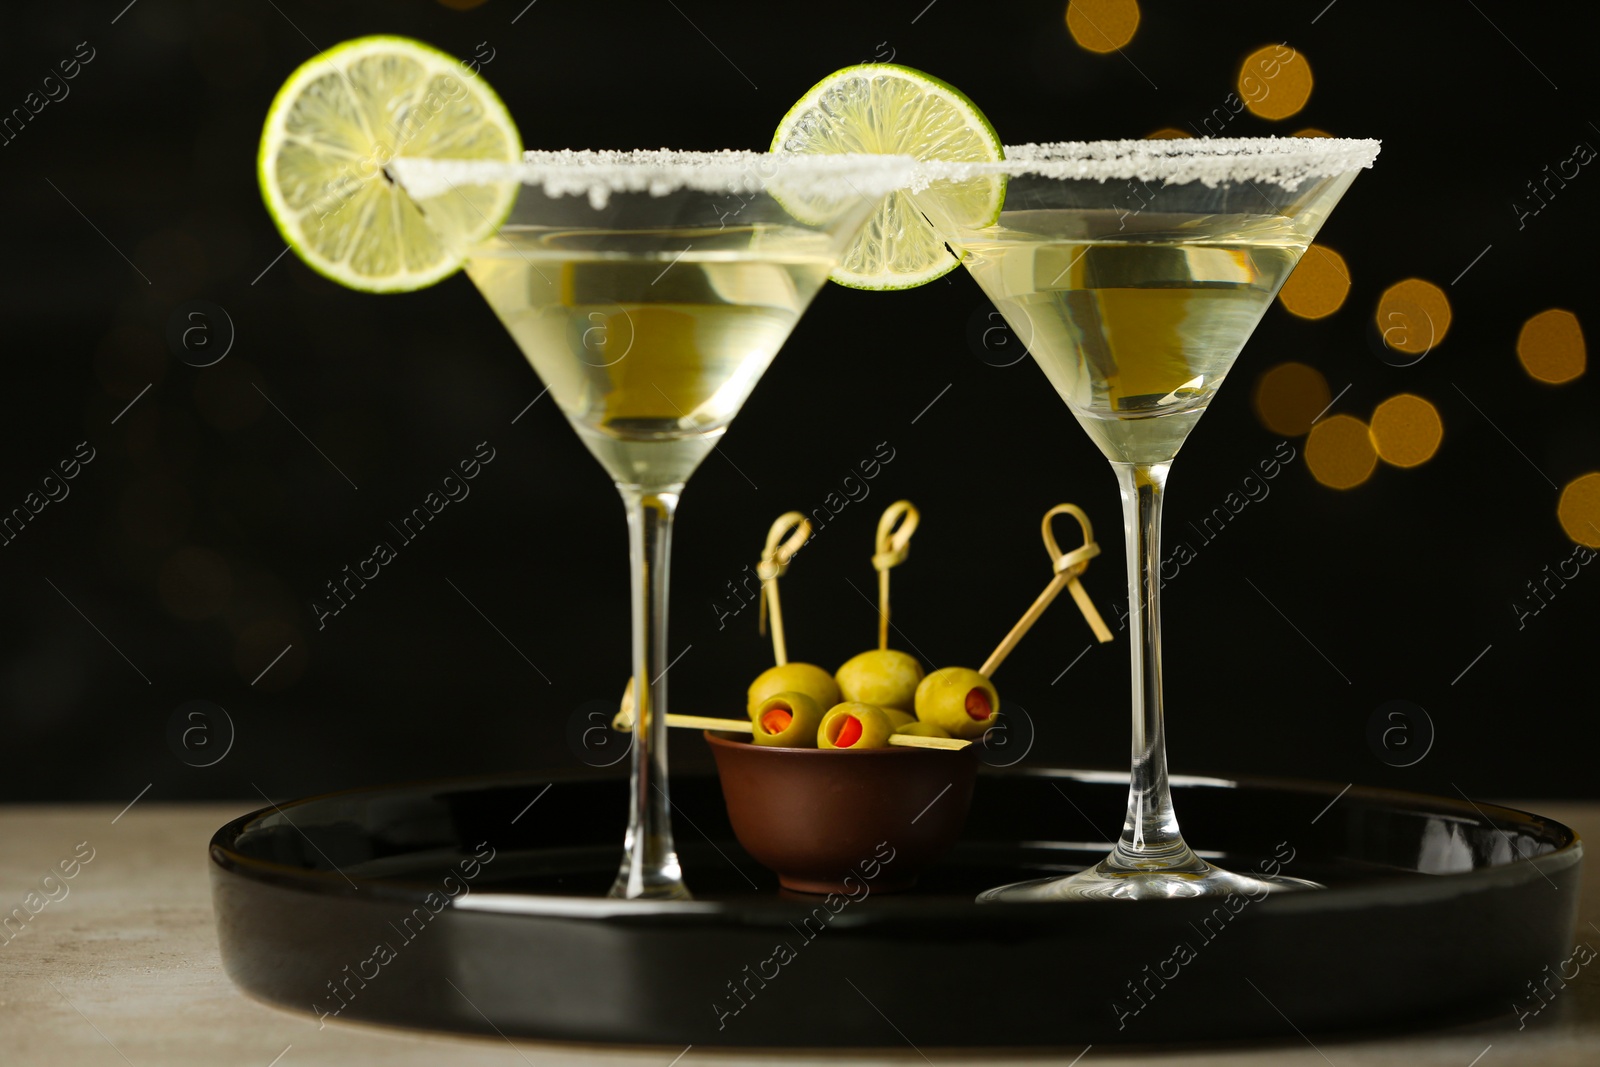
[750,692,824,748]
[882,708,916,730]
[747,663,841,720]
[818,702,893,750]
[894,721,952,739]
[914,667,999,740]
[835,650,924,711]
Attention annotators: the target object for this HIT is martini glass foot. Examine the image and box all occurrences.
[980,845,1322,902]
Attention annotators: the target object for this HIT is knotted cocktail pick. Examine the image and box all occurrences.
[979,503,1113,678]
[613,512,814,731]
[872,500,920,651]
[757,511,812,666]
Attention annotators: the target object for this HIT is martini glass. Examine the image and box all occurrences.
[393,150,917,899]
[928,138,1380,901]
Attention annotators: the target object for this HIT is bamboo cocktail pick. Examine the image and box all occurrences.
[613,509,812,729]
[979,503,1113,678]
[610,677,969,750]
[612,676,639,732]
[757,511,812,666]
[664,714,970,750]
[872,500,920,652]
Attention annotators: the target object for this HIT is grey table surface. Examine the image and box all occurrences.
[1,800,1595,1066]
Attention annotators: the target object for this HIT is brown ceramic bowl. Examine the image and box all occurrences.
[704,731,980,895]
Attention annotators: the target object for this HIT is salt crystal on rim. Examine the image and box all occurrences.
[925,137,1381,190]
[391,150,924,209]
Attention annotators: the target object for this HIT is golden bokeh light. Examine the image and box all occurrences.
[1238,44,1313,120]
[1146,127,1191,139]
[1517,309,1586,385]
[1376,278,1452,357]
[1558,473,1600,547]
[120,476,193,550]
[158,546,233,620]
[1066,0,1140,53]
[1278,244,1350,319]
[1369,394,1443,468]
[1293,127,1333,137]
[194,358,267,430]
[94,325,168,397]
[223,571,299,638]
[1306,414,1377,489]
[1254,362,1331,436]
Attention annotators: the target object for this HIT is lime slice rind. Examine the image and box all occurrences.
[772,63,1005,290]
[258,35,521,293]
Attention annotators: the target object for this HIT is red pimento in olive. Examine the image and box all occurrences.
[750,692,823,748]
[964,687,993,721]
[817,702,893,749]
[914,667,999,740]
[835,715,864,748]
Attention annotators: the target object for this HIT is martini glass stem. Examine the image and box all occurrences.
[1109,461,1197,870]
[610,485,689,900]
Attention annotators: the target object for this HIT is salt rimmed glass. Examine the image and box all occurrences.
[923,137,1380,901]
[394,150,920,899]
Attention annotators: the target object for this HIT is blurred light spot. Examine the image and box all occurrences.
[1558,473,1600,547]
[1293,127,1333,137]
[1306,414,1377,489]
[122,403,201,475]
[98,533,156,592]
[234,621,307,690]
[185,206,254,279]
[135,229,208,300]
[223,571,299,637]
[317,408,381,482]
[1517,309,1586,384]
[1239,44,1313,120]
[120,477,193,549]
[1370,395,1443,468]
[1066,0,1140,53]
[158,547,233,620]
[1253,362,1331,436]
[1146,127,1190,139]
[135,2,190,44]
[120,407,164,469]
[94,325,168,397]
[212,465,288,524]
[194,359,267,430]
[1278,244,1350,319]
[1376,278,1452,357]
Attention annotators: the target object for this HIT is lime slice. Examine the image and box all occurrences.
[258,35,521,293]
[772,64,1004,290]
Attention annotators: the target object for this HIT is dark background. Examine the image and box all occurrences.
[1,0,1594,804]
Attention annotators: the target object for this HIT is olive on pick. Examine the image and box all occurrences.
[881,708,916,730]
[914,667,1000,740]
[894,721,952,739]
[750,692,824,748]
[817,702,893,750]
[746,663,841,720]
[835,650,924,711]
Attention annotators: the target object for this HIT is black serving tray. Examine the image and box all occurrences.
[210,767,1581,1047]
